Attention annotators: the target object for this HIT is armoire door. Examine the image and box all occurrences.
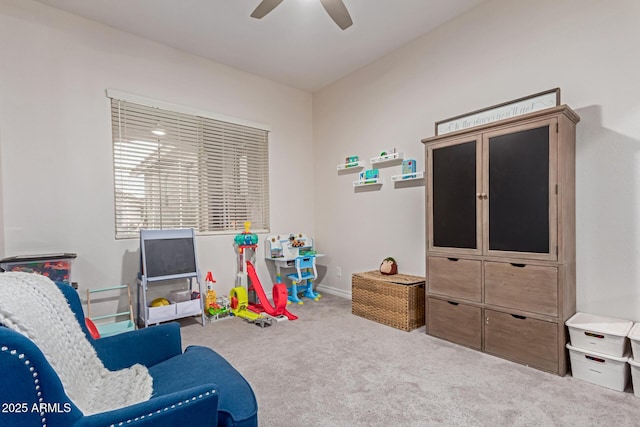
[427,136,482,256]
[482,119,558,260]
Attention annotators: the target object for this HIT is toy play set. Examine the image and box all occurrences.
[130,222,322,329]
[229,222,300,327]
[265,233,321,304]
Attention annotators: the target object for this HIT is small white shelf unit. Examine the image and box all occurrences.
[353,177,383,187]
[370,152,404,165]
[337,160,365,171]
[391,171,425,182]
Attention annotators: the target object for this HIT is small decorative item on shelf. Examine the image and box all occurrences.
[345,155,359,165]
[337,155,364,171]
[402,159,417,179]
[359,169,379,183]
[370,148,403,164]
[379,257,398,275]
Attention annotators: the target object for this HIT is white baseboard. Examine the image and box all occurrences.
[316,283,351,299]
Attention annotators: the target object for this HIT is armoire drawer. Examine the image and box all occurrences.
[484,261,558,316]
[428,256,482,302]
[484,309,559,374]
[428,297,482,350]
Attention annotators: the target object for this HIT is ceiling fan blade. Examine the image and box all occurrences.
[251,0,285,19]
[319,0,353,30]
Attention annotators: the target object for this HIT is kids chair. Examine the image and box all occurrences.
[0,272,258,427]
[285,256,320,304]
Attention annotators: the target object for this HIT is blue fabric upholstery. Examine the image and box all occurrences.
[0,282,258,427]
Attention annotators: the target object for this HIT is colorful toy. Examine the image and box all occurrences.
[359,169,379,183]
[289,234,306,247]
[85,317,101,339]
[345,155,359,165]
[203,271,231,321]
[204,271,217,309]
[265,233,322,305]
[150,297,170,307]
[380,257,398,275]
[379,147,397,157]
[234,222,297,322]
[86,284,136,338]
[402,159,417,178]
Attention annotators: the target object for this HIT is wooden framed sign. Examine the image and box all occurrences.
[435,88,560,135]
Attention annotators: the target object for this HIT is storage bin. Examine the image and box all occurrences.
[352,271,425,331]
[0,253,77,286]
[627,323,640,361]
[566,343,630,392]
[146,303,175,323]
[628,358,640,397]
[565,312,632,357]
[176,299,201,316]
[170,289,192,302]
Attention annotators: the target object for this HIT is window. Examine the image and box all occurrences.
[109,93,270,239]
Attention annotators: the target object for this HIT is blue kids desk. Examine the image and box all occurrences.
[264,233,324,303]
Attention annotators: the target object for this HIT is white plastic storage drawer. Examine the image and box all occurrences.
[566,344,630,392]
[565,312,632,357]
[629,358,640,398]
[627,323,640,361]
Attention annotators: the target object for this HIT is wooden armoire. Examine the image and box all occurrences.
[422,105,579,375]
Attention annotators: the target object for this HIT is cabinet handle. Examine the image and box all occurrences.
[511,314,526,320]
[482,193,488,200]
[447,301,459,306]
[447,258,459,262]
[476,193,488,200]
[510,263,526,268]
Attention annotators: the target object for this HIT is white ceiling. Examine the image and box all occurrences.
[34,0,484,92]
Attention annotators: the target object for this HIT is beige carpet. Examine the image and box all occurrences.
[179,294,640,426]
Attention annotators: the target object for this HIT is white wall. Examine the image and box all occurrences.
[313,0,640,320]
[0,0,314,307]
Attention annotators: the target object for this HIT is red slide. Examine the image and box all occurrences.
[246,261,297,320]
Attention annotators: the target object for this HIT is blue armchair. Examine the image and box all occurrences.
[0,277,258,427]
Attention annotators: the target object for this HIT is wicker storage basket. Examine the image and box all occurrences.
[352,271,425,331]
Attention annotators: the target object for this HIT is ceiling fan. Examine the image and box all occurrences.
[251,0,353,30]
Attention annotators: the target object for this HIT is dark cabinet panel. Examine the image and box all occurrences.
[432,141,477,249]
[488,126,550,253]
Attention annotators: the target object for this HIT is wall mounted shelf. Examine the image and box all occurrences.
[353,177,383,187]
[370,152,404,165]
[337,161,365,171]
[391,171,424,182]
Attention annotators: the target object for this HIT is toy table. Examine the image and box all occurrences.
[264,233,325,284]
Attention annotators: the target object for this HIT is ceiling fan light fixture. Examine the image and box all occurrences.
[251,0,352,30]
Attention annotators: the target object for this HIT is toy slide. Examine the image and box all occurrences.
[246,261,297,321]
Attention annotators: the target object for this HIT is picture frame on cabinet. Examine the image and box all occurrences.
[435,88,561,136]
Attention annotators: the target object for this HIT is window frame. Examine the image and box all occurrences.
[107,90,271,239]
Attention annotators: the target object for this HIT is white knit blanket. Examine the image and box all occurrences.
[0,272,153,415]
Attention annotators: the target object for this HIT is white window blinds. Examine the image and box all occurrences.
[110,98,270,238]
